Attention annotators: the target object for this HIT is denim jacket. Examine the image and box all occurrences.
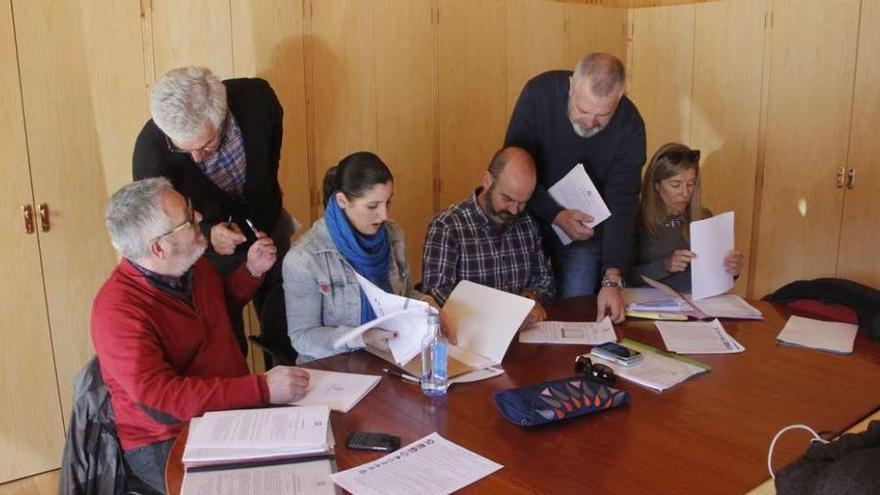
[282,218,422,363]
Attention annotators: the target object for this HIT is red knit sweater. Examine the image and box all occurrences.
[91,258,270,450]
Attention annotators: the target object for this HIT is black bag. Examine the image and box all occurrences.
[776,420,880,495]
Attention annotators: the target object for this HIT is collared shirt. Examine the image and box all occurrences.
[199,115,247,198]
[131,262,194,304]
[421,189,555,305]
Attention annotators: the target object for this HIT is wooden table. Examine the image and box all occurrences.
[167,298,880,494]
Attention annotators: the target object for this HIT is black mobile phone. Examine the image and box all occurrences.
[591,342,643,367]
[346,432,401,452]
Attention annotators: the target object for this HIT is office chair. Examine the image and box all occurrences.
[248,282,298,368]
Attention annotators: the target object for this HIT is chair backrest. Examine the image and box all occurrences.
[254,281,297,367]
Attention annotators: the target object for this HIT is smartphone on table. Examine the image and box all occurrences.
[590,342,643,367]
[345,432,401,452]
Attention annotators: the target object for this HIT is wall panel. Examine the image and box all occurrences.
[628,4,695,156]
[150,0,234,79]
[375,0,436,279]
[438,0,507,209]
[506,0,567,116]
[0,0,64,482]
[691,0,766,295]
[752,0,859,297]
[13,0,143,428]
[231,0,311,229]
[837,0,880,289]
[567,4,628,66]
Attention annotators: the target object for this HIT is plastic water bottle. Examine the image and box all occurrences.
[420,309,447,397]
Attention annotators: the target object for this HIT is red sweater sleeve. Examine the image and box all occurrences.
[225,261,263,307]
[92,299,269,423]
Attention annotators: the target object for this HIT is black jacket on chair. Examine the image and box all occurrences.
[132,77,284,256]
[764,278,880,340]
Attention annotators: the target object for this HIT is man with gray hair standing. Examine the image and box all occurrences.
[92,178,309,493]
[133,66,292,354]
[505,52,646,323]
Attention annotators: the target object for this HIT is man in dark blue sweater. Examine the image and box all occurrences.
[505,53,646,323]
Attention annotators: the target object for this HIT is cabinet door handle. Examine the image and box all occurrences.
[836,167,845,188]
[38,203,50,232]
[847,168,856,189]
[22,204,35,234]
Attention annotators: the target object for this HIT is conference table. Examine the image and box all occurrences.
[166,298,880,494]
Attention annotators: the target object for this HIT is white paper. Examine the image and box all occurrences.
[655,319,745,354]
[331,273,432,365]
[448,366,505,385]
[181,459,337,495]
[518,317,617,345]
[443,280,534,364]
[547,163,612,245]
[690,294,763,320]
[690,212,735,300]
[777,315,858,354]
[330,432,503,495]
[590,351,706,392]
[292,369,381,413]
[622,287,690,312]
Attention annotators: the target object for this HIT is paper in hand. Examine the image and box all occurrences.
[548,163,611,245]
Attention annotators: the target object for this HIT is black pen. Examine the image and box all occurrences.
[382,368,420,384]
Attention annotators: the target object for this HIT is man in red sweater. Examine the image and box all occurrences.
[92,177,309,493]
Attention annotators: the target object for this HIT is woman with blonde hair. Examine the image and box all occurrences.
[634,143,743,291]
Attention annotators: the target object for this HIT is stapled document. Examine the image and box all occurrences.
[547,163,611,245]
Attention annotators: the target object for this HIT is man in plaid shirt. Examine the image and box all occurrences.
[422,147,554,329]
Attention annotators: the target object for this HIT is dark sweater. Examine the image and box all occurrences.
[133,78,284,255]
[91,258,269,450]
[505,70,646,271]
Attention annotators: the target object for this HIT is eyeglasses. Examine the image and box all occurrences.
[154,198,197,240]
[661,148,701,164]
[165,116,227,156]
[574,355,615,384]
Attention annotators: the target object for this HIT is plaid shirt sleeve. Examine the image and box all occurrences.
[526,220,555,301]
[421,216,460,306]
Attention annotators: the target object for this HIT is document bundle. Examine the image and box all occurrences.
[181,406,338,495]
[292,368,381,413]
[350,279,534,383]
[626,277,764,321]
[587,339,711,392]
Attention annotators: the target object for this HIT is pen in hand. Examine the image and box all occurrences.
[382,368,420,384]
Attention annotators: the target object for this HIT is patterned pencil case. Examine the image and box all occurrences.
[493,375,630,426]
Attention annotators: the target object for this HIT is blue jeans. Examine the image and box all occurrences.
[550,240,602,298]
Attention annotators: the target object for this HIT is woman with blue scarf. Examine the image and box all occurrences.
[282,152,440,363]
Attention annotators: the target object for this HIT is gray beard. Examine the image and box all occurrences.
[570,119,604,138]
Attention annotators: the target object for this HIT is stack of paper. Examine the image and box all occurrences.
[182,459,338,495]
[587,339,711,392]
[182,405,333,469]
[777,315,859,354]
[368,281,534,384]
[640,276,764,320]
[655,319,745,354]
[330,432,503,495]
[547,163,611,245]
[519,317,617,345]
[292,369,381,413]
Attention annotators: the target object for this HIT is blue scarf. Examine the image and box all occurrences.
[324,199,391,323]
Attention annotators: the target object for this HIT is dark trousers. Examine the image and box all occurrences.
[124,439,175,494]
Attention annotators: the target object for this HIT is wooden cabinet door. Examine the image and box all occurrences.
[837,0,880,289]
[438,0,507,210]
[13,0,142,424]
[0,1,65,482]
[751,0,860,297]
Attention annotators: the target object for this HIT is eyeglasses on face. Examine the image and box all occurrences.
[164,116,227,156]
[660,148,701,165]
[574,355,615,384]
[154,198,197,240]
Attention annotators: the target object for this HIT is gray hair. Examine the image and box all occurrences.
[150,66,227,142]
[572,53,625,97]
[106,178,174,261]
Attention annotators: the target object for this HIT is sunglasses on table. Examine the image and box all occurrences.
[574,355,615,384]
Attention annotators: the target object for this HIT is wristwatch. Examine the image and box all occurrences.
[600,272,624,290]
